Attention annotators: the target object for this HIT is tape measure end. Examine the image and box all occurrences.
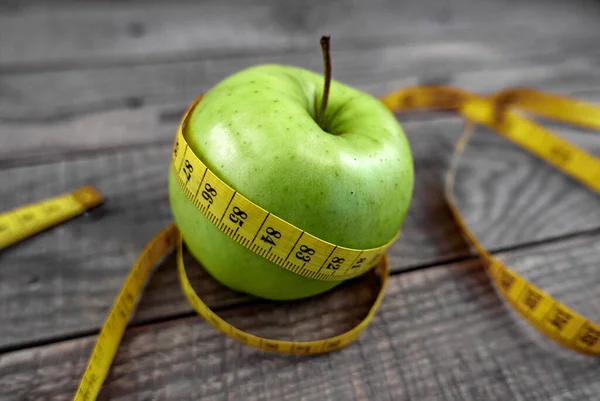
[72,185,105,211]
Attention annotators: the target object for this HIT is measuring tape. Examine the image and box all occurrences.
[0,185,104,249]
[171,95,397,282]
[1,85,599,401]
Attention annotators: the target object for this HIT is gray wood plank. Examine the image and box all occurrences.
[1,111,598,350]
[0,125,459,349]
[3,0,600,163]
[1,0,598,68]
[2,55,600,164]
[453,120,600,249]
[0,231,598,400]
[3,33,600,123]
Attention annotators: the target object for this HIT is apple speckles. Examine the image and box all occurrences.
[179,65,412,258]
[128,21,146,38]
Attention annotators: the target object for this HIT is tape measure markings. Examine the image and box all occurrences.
[487,258,600,355]
[442,110,600,356]
[1,85,600,401]
[176,231,389,356]
[71,86,600,399]
[74,224,176,401]
[490,112,600,193]
[171,125,394,281]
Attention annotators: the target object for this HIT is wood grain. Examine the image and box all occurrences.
[3,0,600,167]
[1,1,599,400]
[1,0,599,68]
[1,110,599,350]
[2,63,600,165]
[2,32,600,124]
[0,125,461,349]
[0,231,598,400]
[453,120,600,249]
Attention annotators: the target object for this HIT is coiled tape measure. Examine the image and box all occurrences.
[1,86,599,401]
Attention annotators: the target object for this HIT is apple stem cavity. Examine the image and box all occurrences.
[317,35,332,129]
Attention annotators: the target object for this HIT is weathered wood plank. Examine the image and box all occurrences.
[3,33,599,124]
[453,122,600,249]
[1,0,598,68]
[1,231,598,400]
[1,112,598,349]
[2,59,600,164]
[0,126,458,349]
[1,2,598,399]
[3,0,600,164]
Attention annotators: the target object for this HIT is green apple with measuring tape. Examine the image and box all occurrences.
[168,37,414,300]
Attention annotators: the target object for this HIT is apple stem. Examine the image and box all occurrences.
[317,35,331,129]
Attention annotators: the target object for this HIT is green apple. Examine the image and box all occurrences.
[168,37,414,300]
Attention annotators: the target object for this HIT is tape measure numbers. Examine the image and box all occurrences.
[382,87,600,355]
[171,97,397,282]
[443,120,600,356]
[1,85,600,401]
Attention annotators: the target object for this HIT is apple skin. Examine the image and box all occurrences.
[168,64,413,300]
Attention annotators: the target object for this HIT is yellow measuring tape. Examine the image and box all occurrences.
[0,185,104,249]
[1,85,599,401]
[171,95,396,282]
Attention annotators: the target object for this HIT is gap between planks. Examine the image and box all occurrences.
[1,226,597,356]
[0,229,598,400]
[2,83,600,169]
[2,0,599,74]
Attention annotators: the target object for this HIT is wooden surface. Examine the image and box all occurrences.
[2,234,599,400]
[1,0,599,400]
